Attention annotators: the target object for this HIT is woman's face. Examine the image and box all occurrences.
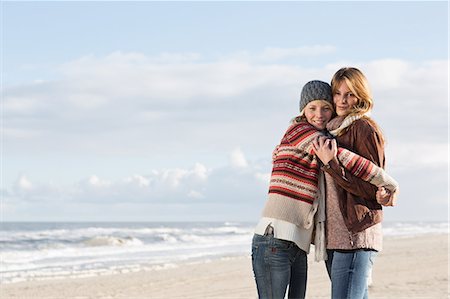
[304,100,333,130]
[333,81,358,116]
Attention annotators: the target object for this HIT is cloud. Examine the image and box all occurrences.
[52,50,303,104]
[230,148,248,168]
[15,175,33,191]
[2,48,330,160]
[5,52,445,169]
[4,50,448,221]
[159,163,208,188]
[3,46,336,125]
[6,155,267,205]
[386,141,449,170]
[6,51,446,121]
[187,190,205,199]
[123,175,151,187]
[11,174,63,202]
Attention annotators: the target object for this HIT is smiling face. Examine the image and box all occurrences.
[333,81,359,116]
[303,100,334,130]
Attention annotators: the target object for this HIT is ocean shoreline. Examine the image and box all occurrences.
[1,221,448,284]
[1,234,448,299]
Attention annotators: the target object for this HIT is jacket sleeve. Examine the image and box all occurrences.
[322,120,385,201]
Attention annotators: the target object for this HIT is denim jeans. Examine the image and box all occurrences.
[251,233,307,299]
[325,249,376,299]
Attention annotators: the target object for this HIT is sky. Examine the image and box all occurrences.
[1,1,449,222]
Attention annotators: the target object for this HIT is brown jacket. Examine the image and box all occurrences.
[322,117,384,233]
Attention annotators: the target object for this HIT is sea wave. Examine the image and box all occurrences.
[1,221,447,284]
[83,236,144,247]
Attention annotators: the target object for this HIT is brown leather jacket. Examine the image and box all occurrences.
[322,117,384,233]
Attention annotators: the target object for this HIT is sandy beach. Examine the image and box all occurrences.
[1,234,448,299]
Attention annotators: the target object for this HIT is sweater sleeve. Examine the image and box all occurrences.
[282,122,324,154]
[335,147,398,193]
[322,120,385,201]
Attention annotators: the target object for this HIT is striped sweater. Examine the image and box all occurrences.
[262,120,398,229]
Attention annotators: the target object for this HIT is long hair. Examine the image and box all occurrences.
[331,67,373,115]
[331,67,385,144]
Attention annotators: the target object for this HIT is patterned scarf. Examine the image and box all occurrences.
[327,112,370,136]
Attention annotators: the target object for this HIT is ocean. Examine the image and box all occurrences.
[1,221,448,284]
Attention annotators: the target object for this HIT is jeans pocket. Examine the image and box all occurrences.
[271,237,293,250]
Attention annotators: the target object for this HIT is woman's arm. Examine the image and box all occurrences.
[313,136,398,206]
[313,121,389,201]
[278,120,398,205]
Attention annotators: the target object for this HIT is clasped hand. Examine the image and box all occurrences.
[312,136,337,165]
[376,187,398,207]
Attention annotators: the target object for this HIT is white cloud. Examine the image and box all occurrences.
[4,51,448,221]
[52,51,301,104]
[66,93,109,109]
[187,190,205,199]
[4,95,37,112]
[365,59,411,89]
[6,163,211,203]
[160,163,208,188]
[386,141,449,170]
[367,59,446,89]
[11,175,63,202]
[230,148,248,168]
[87,175,112,188]
[325,59,448,107]
[16,175,33,191]
[123,175,151,187]
[6,53,446,127]
[6,155,269,205]
[5,55,448,161]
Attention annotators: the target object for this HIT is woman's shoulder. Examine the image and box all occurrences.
[350,116,385,147]
[351,116,379,134]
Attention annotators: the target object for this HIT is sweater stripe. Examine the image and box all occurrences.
[272,161,319,181]
[268,188,315,204]
[270,175,317,192]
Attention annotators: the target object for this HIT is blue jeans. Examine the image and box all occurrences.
[251,233,307,299]
[325,249,376,299]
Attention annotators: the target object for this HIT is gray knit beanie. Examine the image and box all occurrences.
[299,80,333,113]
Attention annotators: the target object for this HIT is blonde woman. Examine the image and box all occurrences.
[313,67,396,299]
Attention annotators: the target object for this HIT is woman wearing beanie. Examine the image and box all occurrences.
[251,80,398,299]
[313,67,396,299]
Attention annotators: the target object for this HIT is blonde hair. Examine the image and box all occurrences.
[331,67,385,144]
[331,67,373,115]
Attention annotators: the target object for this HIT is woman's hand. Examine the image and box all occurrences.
[376,187,398,207]
[312,136,337,165]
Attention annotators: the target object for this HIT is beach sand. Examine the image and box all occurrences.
[1,234,448,299]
